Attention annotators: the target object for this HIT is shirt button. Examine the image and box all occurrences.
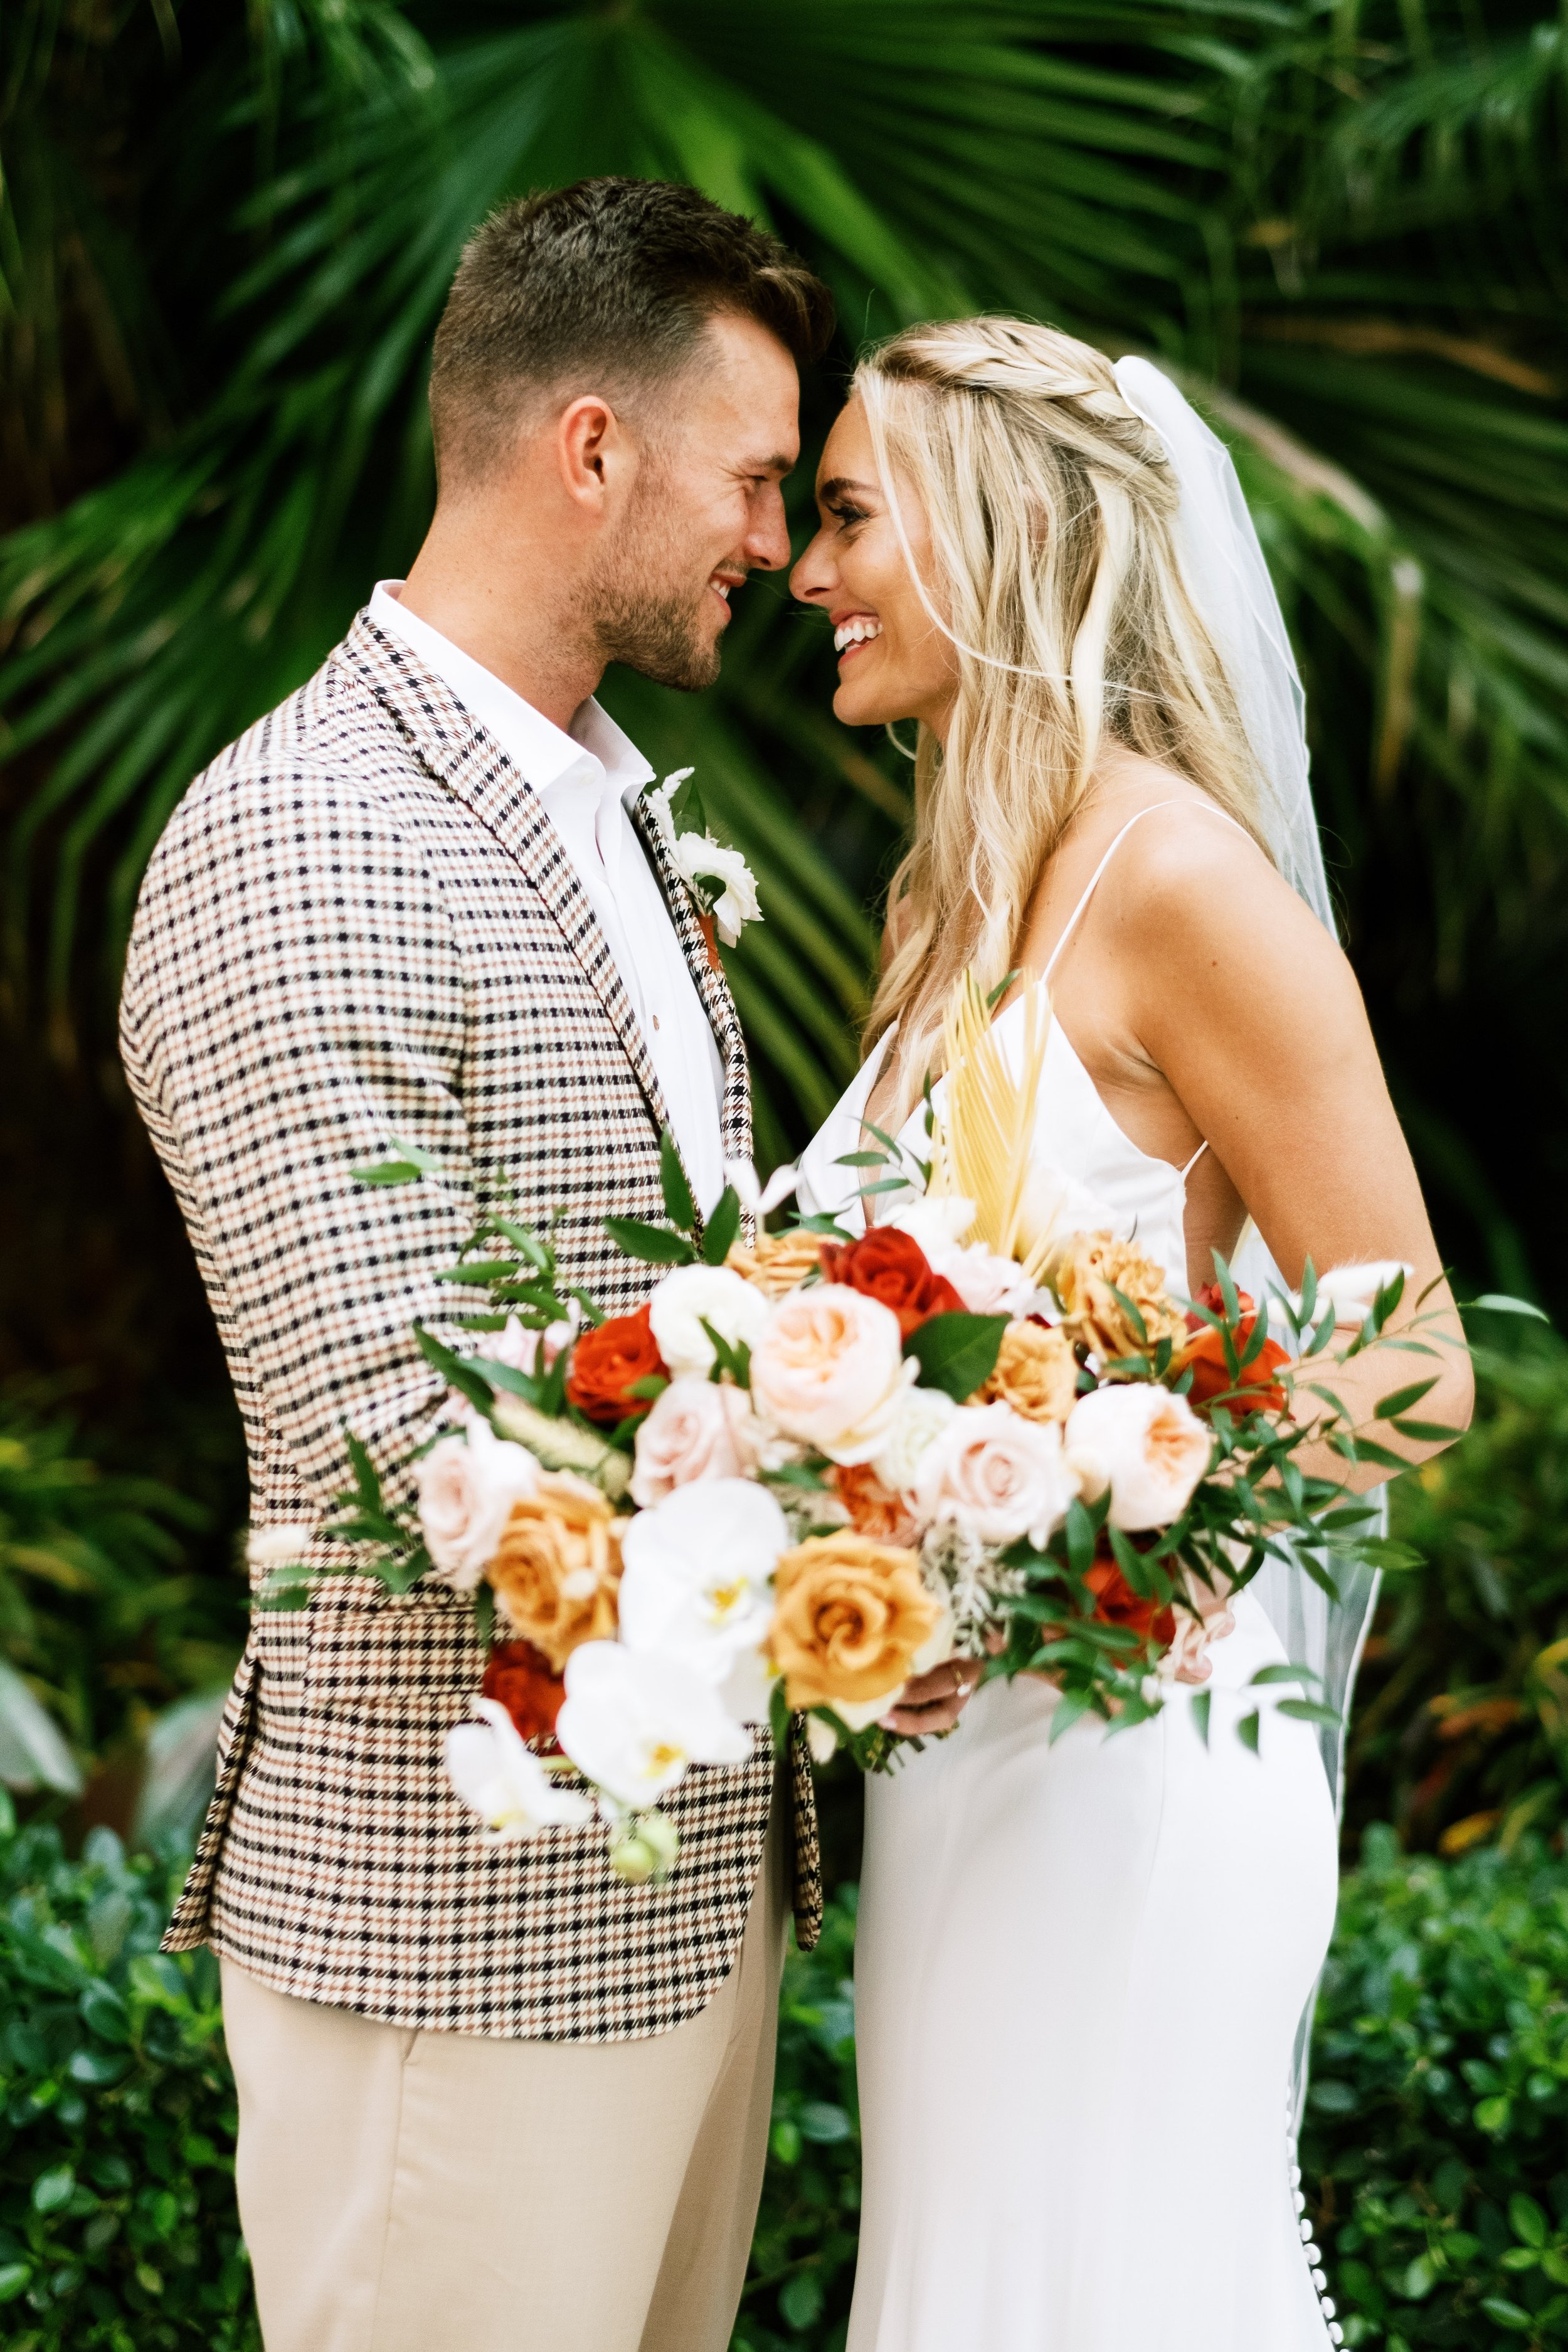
[652,1014,660,1030]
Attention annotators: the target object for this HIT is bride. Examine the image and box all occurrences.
[788,320,1472,2351]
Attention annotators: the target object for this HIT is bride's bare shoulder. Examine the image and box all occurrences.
[1086,756,1326,945]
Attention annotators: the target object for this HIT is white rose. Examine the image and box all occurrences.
[413,1419,541,1591]
[1065,1383,1211,1531]
[617,1479,787,1692]
[629,1376,761,1507]
[443,1698,595,1841]
[887,1195,1034,1316]
[869,1384,958,1495]
[647,1263,772,1377]
[675,835,761,946]
[911,1402,1079,1547]
[556,1641,751,1809]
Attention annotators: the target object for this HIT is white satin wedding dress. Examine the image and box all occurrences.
[797,812,1342,2352]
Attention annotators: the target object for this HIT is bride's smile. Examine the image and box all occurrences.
[790,393,961,739]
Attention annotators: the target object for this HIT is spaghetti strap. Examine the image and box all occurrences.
[1181,1139,1209,1180]
[1041,798,1253,983]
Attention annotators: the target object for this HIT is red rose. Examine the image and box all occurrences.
[1180,1285,1289,1416]
[564,1304,666,1426]
[818,1227,966,1338]
[1084,1557,1177,1650]
[481,1639,566,1747]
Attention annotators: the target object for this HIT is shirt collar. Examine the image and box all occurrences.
[368,581,655,818]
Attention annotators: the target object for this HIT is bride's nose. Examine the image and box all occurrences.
[789,527,837,607]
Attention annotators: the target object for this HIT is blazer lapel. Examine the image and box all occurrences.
[340,613,677,1146]
[628,793,752,1169]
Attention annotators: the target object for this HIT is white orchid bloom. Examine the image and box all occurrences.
[617,1480,787,1693]
[723,1155,800,1219]
[647,1261,771,1376]
[1272,1261,1415,1330]
[443,1700,594,1843]
[556,1642,751,1811]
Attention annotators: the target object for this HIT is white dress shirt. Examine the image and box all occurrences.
[370,581,727,1213]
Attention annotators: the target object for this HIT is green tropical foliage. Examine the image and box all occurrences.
[3,0,1566,1249]
[0,1399,235,1801]
[1350,1323,1568,1860]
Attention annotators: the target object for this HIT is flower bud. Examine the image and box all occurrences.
[608,1809,681,1887]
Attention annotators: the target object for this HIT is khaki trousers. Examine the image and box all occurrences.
[221,1805,786,2352]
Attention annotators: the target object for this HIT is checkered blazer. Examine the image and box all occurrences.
[120,610,822,2040]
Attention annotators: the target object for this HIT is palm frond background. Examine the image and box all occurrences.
[2,0,1565,1473]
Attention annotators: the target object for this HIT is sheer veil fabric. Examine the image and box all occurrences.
[1113,357,1382,2123]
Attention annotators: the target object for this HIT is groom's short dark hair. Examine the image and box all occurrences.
[429,177,834,486]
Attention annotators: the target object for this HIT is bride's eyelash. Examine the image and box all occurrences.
[827,495,871,531]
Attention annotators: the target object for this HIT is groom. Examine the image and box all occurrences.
[120,179,833,2352]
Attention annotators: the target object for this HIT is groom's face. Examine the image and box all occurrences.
[585,311,800,692]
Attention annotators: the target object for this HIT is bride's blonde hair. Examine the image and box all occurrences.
[859,317,1273,1115]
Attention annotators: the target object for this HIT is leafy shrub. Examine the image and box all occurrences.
[0,1396,237,1787]
[735,1886,860,2352]
[0,1796,257,2349]
[1304,1829,1568,2348]
[1351,1330,1568,1857]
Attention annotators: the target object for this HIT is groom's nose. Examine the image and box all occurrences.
[740,481,792,573]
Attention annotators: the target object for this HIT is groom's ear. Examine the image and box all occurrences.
[554,392,635,516]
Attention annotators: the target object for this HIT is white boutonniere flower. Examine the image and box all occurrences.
[644,769,761,948]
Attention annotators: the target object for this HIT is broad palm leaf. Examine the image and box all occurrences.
[2,0,1565,1185]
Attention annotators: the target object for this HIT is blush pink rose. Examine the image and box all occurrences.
[911,1401,1079,1547]
[628,1376,761,1507]
[749,1285,913,1466]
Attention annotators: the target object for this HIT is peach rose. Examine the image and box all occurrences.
[911,1402,1080,1548]
[748,1285,913,1465]
[628,1376,760,1507]
[979,1320,1079,1424]
[486,1472,624,1673]
[726,1231,827,1298]
[1053,1233,1185,1365]
[770,1532,950,1730]
[1064,1383,1210,1530]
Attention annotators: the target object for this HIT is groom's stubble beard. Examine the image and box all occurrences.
[577,440,739,694]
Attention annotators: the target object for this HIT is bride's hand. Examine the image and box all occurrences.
[877,1656,980,1737]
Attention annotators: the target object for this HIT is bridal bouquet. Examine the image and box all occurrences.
[256,971,1436,1885]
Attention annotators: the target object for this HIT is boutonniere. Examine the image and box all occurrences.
[643,770,761,958]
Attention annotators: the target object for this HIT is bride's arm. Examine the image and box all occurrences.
[1123,815,1473,1486]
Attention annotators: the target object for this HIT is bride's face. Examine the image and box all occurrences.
[790,395,960,739]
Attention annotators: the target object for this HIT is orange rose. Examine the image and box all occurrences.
[1179,1284,1290,1416]
[830,1463,919,1546]
[564,1304,666,1426]
[486,1473,623,1672]
[770,1532,946,1719]
[817,1228,966,1338]
[481,1638,565,1746]
[1084,1554,1177,1649]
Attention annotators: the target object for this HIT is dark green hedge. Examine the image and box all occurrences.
[6,1800,1568,2352]
[0,1797,256,2349]
[1304,1828,1568,2349]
